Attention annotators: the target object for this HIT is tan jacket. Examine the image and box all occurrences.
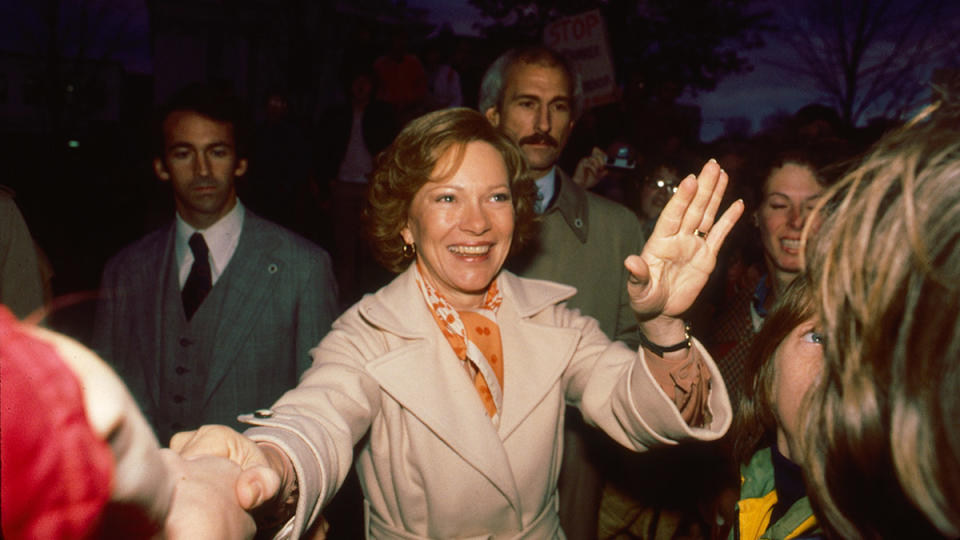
[507,169,647,347]
[243,266,731,539]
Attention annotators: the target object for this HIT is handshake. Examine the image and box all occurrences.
[0,312,312,540]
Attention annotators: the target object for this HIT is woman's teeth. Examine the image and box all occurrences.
[449,245,490,255]
[782,238,800,250]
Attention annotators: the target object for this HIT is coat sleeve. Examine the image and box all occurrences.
[559,305,732,450]
[612,212,647,349]
[241,310,382,539]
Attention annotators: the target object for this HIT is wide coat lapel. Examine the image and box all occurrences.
[359,267,523,510]
[495,272,579,441]
[202,213,280,406]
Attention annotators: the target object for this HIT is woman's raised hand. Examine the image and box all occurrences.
[626,159,743,322]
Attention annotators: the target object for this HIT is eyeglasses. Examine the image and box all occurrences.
[645,178,679,193]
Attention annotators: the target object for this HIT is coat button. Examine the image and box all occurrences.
[173,395,185,404]
[574,218,583,228]
[175,365,189,375]
[179,337,193,347]
[254,409,274,418]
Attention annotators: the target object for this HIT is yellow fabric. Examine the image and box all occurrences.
[737,489,816,540]
[785,515,817,539]
[737,489,778,540]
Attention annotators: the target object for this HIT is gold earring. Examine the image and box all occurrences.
[402,242,416,258]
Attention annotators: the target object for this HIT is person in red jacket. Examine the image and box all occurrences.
[0,305,254,539]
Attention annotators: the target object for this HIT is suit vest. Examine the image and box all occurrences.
[155,253,232,443]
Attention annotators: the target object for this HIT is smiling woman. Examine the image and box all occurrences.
[168,107,744,539]
[365,107,537,274]
[755,157,824,296]
[706,145,833,409]
[400,141,516,309]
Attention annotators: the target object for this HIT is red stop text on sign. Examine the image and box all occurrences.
[547,12,601,44]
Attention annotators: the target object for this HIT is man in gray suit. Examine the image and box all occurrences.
[93,83,339,445]
[480,46,648,539]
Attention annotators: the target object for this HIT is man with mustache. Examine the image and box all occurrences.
[480,46,649,539]
[92,83,339,445]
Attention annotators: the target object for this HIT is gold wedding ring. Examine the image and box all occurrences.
[694,229,707,238]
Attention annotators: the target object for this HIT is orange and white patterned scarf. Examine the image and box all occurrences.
[414,264,505,423]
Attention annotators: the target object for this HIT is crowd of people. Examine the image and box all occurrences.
[1,41,959,540]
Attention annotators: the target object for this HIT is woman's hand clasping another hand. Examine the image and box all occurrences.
[159,449,257,540]
[170,425,285,513]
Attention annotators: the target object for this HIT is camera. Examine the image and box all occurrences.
[606,144,636,170]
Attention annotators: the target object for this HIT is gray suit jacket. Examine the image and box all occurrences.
[92,210,339,440]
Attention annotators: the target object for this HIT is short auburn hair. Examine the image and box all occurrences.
[364,107,537,273]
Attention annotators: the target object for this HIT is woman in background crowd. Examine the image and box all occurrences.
[633,159,686,238]
[708,148,828,409]
[729,274,821,540]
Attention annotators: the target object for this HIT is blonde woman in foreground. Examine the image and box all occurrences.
[801,97,960,539]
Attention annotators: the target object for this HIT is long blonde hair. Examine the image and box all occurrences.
[802,99,960,539]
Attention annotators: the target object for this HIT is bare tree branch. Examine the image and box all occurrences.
[774,0,952,126]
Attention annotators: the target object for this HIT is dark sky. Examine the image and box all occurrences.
[409,0,814,140]
[408,0,487,35]
[3,0,956,141]
[410,0,959,141]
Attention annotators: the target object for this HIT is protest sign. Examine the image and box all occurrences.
[544,9,617,109]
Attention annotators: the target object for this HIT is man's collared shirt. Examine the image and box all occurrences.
[175,201,245,288]
[534,167,557,214]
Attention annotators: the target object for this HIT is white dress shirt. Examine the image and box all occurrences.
[175,201,245,288]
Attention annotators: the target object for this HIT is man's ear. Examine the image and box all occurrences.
[234,158,248,177]
[484,107,500,127]
[153,158,170,181]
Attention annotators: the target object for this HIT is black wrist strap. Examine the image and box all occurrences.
[638,322,692,357]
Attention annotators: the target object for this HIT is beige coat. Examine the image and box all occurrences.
[242,266,731,539]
